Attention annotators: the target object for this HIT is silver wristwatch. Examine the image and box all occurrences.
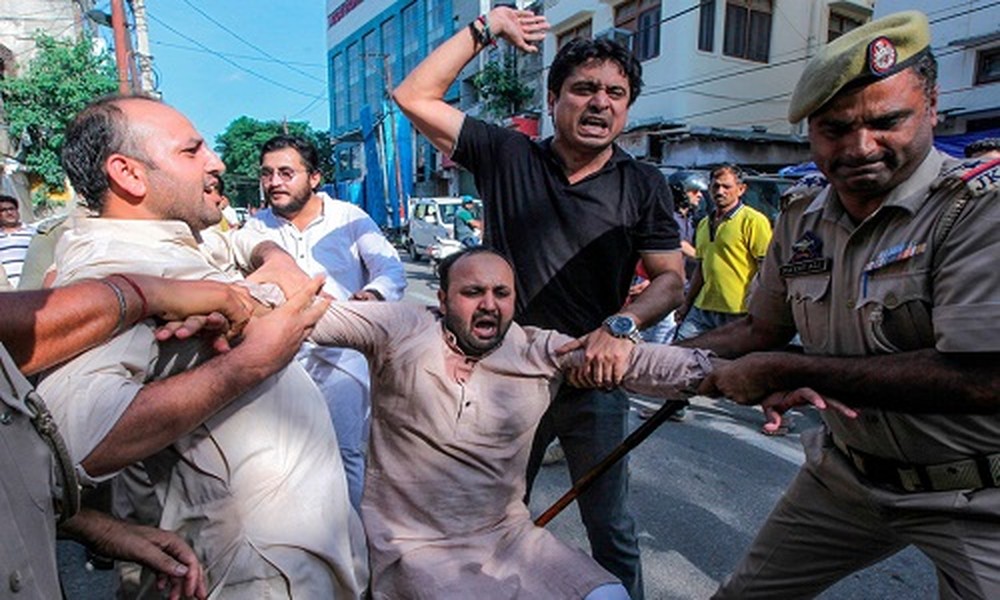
[602,314,642,344]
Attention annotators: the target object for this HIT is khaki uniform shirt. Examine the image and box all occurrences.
[749,150,1000,463]
[0,344,61,598]
[309,301,713,599]
[38,218,365,598]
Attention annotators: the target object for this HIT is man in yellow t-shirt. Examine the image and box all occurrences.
[675,164,772,341]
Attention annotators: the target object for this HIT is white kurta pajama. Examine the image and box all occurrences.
[231,193,406,510]
[306,301,714,599]
[38,218,365,598]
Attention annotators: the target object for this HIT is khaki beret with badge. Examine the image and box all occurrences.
[788,10,931,123]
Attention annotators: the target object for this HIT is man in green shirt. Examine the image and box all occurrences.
[454,196,482,247]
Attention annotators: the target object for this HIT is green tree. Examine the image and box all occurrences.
[0,34,117,194]
[472,54,533,120]
[215,116,334,207]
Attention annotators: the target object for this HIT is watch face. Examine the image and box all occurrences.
[607,316,635,336]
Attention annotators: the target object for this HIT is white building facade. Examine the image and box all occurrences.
[874,0,1000,140]
[542,0,877,169]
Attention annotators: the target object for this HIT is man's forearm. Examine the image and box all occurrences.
[680,265,704,312]
[675,314,792,358]
[770,349,999,413]
[391,19,480,154]
[80,344,273,477]
[4,281,143,375]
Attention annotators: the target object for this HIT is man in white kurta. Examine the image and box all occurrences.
[235,136,405,509]
[38,95,364,598]
[305,249,715,599]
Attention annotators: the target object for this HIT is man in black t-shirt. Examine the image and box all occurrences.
[394,8,684,598]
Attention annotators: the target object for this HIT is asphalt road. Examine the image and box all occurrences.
[57,254,937,599]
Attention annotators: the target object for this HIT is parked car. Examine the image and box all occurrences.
[405,197,482,261]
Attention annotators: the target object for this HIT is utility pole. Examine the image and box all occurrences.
[110,0,131,92]
[129,0,156,94]
[381,54,405,226]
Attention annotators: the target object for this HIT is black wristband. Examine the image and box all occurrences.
[468,19,489,48]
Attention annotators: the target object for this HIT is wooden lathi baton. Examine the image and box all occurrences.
[534,399,688,527]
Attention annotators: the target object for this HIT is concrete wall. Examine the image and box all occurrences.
[0,0,92,69]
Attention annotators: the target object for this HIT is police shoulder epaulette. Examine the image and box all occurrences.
[936,157,1000,197]
[780,172,827,210]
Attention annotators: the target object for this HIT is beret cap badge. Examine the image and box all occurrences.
[868,37,898,75]
[787,11,931,123]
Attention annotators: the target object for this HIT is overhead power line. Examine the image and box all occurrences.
[147,10,324,100]
[177,0,326,84]
[151,39,325,68]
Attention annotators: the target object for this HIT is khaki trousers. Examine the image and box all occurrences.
[715,428,1000,599]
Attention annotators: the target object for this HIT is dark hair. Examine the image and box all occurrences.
[260,135,321,174]
[710,163,745,184]
[547,37,643,106]
[438,247,513,292]
[61,93,158,212]
[913,50,938,104]
[964,137,1000,158]
[0,194,17,208]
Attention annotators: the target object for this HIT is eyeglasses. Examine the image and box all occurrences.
[259,167,304,182]
[0,206,18,213]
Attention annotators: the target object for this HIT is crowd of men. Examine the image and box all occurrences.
[2,7,999,600]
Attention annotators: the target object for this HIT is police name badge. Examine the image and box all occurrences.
[780,231,831,277]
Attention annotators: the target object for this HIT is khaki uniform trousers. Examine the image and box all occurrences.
[715,428,1000,599]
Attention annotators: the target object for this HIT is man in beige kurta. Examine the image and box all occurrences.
[307,248,714,599]
[38,95,365,598]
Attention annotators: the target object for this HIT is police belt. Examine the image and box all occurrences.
[832,434,1000,493]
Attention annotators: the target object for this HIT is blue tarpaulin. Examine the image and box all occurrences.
[395,108,414,227]
[360,104,388,227]
[934,128,1000,158]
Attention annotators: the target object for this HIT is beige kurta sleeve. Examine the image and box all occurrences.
[35,324,157,486]
[550,332,714,397]
[309,300,428,358]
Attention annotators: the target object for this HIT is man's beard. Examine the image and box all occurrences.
[270,189,312,217]
[444,309,510,357]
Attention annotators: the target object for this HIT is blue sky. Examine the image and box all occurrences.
[102,1,330,147]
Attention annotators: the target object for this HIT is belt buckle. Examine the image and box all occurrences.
[925,458,982,491]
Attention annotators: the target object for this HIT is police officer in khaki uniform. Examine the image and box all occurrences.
[679,11,1000,598]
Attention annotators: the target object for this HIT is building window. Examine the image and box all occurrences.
[402,1,422,75]
[698,0,715,52]
[976,47,1000,85]
[347,42,362,123]
[828,12,863,42]
[426,0,448,49]
[333,52,346,129]
[363,30,382,111]
[557,20,592,50]
[381,17,399,86]
[723,0,771,63]
[614,0,661,61]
